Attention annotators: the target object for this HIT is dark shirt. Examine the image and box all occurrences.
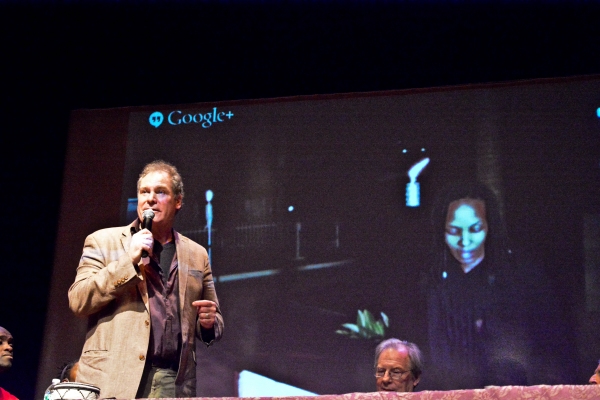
[425,248,571,389]
[145,239,182,370]
[428,260,485,386]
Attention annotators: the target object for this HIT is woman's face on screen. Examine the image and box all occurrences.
[445,198,488,273]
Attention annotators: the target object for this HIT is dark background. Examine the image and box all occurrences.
[1,0,600,398]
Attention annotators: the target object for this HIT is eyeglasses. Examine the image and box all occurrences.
[375,368,411,380]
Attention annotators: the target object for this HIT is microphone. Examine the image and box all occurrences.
[141,209,155,258]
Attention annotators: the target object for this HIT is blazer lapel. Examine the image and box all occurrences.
[174,230,189,313]
[121,224,150,313]
[137,268,150,313]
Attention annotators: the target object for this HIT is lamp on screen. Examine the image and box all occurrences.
[406,157,430,207]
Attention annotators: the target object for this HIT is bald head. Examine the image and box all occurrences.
[0,326,13,373]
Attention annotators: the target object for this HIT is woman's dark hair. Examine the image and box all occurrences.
[430,181,510,282]
[57,360,78,382]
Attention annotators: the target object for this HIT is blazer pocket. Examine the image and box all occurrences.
[81,349,109,371]
[188,270,203,277]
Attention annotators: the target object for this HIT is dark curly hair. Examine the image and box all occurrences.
[56,360,78,382]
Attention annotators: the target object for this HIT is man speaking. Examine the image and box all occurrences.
[69,160,223,398]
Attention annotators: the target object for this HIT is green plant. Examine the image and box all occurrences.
[335,309,389,340]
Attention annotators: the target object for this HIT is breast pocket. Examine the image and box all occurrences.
[189,270,203,277]
[81,349,109,371]
[187,269,204,297]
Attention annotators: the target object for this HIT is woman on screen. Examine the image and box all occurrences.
[426,181,559,389]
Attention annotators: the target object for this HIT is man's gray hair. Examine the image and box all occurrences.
[374,338,423,380]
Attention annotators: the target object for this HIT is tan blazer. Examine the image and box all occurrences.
[68,222,223,399]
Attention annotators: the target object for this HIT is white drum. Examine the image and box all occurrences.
[43,382,100,400]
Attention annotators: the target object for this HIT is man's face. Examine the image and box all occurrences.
[445,198,488,273]
[137,171,182,231]
[375,347,419,392]
[589,363,600,384]
[0,327,13,373]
